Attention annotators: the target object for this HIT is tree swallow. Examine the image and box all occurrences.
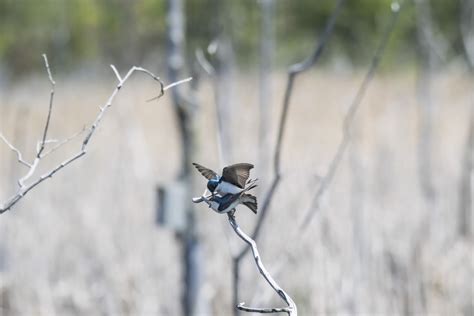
[199,183,258,214]
[192,162,256,196]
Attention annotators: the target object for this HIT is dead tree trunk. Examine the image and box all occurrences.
[166,1,203,315]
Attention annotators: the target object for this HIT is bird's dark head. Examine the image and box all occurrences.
[207,178,219,192]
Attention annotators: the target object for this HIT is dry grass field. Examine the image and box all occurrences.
[0,68,472,315]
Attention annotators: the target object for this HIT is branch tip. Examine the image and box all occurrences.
[110,65,123,82]
[163,77,193,91]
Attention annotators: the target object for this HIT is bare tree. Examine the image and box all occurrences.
[249,1,407,298]
[208,2,405,314]
[231,0,347,313]
[165,0,204,315]
[0,54,190,215]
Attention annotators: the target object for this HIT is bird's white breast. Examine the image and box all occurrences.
[216,181,242,195]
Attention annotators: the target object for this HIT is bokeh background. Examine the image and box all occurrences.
[0,0,472,315]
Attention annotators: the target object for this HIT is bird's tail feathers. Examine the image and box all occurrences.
[242,194,258,214]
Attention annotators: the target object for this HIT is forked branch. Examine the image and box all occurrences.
[37,54,56,158]
[0,55,191,214]
[244,3,407,298]
[230,1,346,312]
[232,0,346,272]
[251,0,347,245]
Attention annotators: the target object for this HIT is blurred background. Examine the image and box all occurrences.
[0,0,472,315]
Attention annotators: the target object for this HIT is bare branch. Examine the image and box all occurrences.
[227,2,346,311]
[2,151,87,211]
[0,133,31,168]
[40,126,87,158]
[195,48,216,75]
[194,44,230,167]
[81,66,164,149]
[110,65,123,82]
[42,53,56,85]
[145,74,190,102]
[164,77,193,91]
[37,54,56,158]
[0,56,191,214]
[298,0,405,231]
[234,0,346,266]
[237,303,291,314]
[227,3,405,310]
[227,213,297,315]
[18,158,40,188]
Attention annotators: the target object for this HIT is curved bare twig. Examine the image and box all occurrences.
[228,213,297,315]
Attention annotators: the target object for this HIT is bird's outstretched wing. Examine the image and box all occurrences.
[192,163,219,180]
[222,163,254,188]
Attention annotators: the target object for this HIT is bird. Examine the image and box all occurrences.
[192,162,257,196]
[201,183,258,214]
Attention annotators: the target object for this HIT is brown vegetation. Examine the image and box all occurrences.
[0,70,472,315]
